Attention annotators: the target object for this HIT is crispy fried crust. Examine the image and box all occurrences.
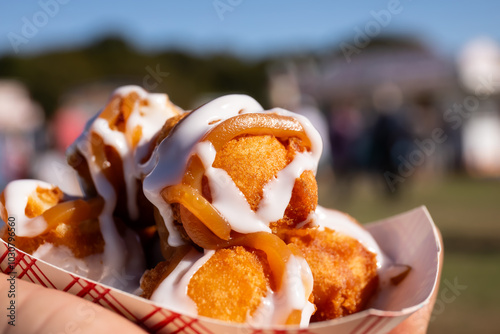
[211,135,318,229]
[0,186,104,258]
[158,115,318,237]
[1,217,105,259]
[213,135,289,210]
[272,170,318,231]
[187,246,271,323]
[280,228,378,322]
[141,246,271,323]
[25,186,64,218]
[68,92,183,229]
[154,113,188,149]
[140,113,187,165]
[140,261,170,300]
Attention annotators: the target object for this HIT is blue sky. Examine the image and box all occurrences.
[0,0,498,59]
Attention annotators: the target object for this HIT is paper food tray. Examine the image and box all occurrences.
[0,206,442,334]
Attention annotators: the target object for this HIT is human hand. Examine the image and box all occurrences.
[0,274,146,334]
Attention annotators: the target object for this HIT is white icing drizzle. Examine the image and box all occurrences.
[247,254,314,327]
[3,179,53,237]
[73,125,128,284]
[314,206,387,268]
[30,227,144,292]
[76,86,179,220]
[65,85,177,289]
[142,95,265,246]
[194,141,271,234]
[142,95,323,246]
[150,206,390,327]
[150,247,314,327]
[150,248,215,316]
[2,178,145,292]
[270,107,323,171]
[32,243,104,282]
[257,151,316,223]
[112,227,148,292]
[313,207,413,312]
[140,94,394,327]
[193,141,317,234]
[141,95,324,326]
[130,93,182,164]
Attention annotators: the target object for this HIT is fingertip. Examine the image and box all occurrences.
[1,275,146,334]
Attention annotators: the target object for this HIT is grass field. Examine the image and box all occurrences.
[317,171,500,333]
[430,252,500,333]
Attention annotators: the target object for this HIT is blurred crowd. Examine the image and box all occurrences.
[1,36,500,195]
[269,36,500,196]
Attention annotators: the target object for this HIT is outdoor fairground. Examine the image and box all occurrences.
[318,172,500,334]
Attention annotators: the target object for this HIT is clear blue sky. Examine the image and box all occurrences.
[0,0,498,59]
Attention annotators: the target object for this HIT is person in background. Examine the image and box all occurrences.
[293,95,332,169]
[369,83,413,196]
[30,106,88,196]
[328,98,364,200]
[0,81,44,189]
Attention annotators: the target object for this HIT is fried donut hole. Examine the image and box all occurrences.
[163,112,319,249]
[0,185,105,258]
[212,134,318,231]
[188,246,271,322]
[280,228,378,322]
[141,246,271,323]
[67,90,181,230]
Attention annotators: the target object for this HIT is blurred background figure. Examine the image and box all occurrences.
[31,83,118,195]
[369,82,412,195]
[30,104,88,196]
[268,62,332,168]
[410,92,449,178]
[0,81,44,188]
[462,100,500,178]
[328,98,364,200]
[458,38,500,178]
[294,95,332,168]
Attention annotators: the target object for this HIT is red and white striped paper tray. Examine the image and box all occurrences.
[0,206,442,334]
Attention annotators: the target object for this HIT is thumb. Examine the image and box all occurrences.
[0,273,146,334]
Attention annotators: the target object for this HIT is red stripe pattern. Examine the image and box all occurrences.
[0,239,407,333]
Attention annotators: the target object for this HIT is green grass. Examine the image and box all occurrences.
[317,172,500,239]
[429,252,500,334]
[316,172,500,333]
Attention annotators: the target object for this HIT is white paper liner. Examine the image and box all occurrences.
[0,206,442,334]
